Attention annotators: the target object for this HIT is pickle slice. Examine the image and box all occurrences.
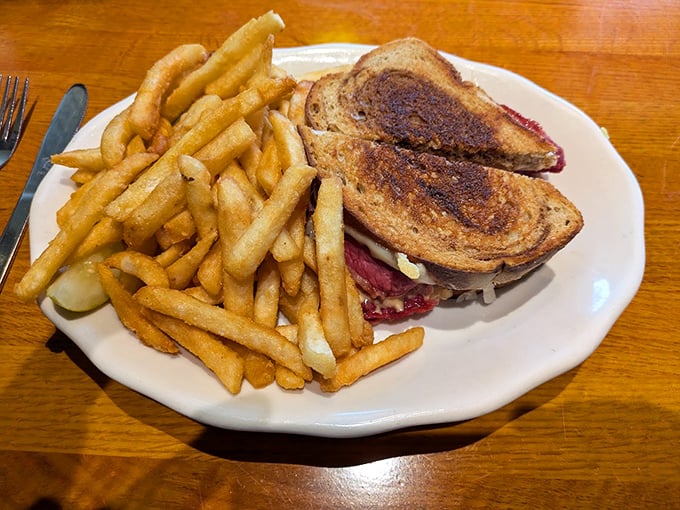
[46,243,124,312]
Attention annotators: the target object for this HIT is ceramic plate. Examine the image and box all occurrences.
[30,44,645,438]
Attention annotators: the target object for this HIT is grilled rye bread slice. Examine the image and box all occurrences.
[305,37,564,173]
[300,126,583,291]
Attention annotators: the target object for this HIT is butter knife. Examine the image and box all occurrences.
[0,83,88,292]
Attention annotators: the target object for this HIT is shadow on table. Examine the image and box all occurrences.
[53,327,576,468]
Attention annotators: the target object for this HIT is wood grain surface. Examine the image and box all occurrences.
[1,1,678,508]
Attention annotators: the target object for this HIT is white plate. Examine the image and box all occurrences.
[30,44,645,438]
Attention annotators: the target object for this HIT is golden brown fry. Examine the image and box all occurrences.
[216,175,254,318]
[155,239,192,268]
[243,350,276,389]
[125,135,147,156]
[183,285,223,305]
[146,116,174,156]
[100,106,135,168]
[205,35,274,98]
[97,265,178,354]
[275,365,305,390]
[346,270,374,348]
[67,217,124,264]
[155,209,196,250]
[135,286,312,380]
[178,155,217,239]
[269,109,306,168]
[169,94,222,147]
[193,117,256,176]
[146,310,244,394]
[166,231,217,289]
[313,175,351,357]
[129,43,209,140]
[106,76,296,219]
[196,244,223,297]
[51,147,105,172]
[104,250,170,287]
[253,255,280,328]
[297,293,337,380]
[162,11,285,120]
[223,164,317,278]
[123,168,187,249]
[319,327,425,392]
[255,136,281,196]
[15,152,158,302]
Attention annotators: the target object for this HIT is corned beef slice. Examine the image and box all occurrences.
[344,235,439,322]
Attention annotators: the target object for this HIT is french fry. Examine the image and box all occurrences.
[97,265,178,354]
[168,93,222,147]
[146,310,244,394]
[223,163,317,278]
[155,209,196,250]
[166,232,217,289]
[51,147,105,172]
[177,155,217,239]
[253,255,280,328]
[155,239,192,268]
[205,35,274,98]
[193,117,256,176]
[297,293,337,380]
[216,175,255,317]
[67,217,124,264]
[162,11,285,120]
[100,107,135,168]
[254,136,281,196]
[104,250,170,287]
[269,110,306,168]
[106,75,295,220]
[123,168,187,250]
[319,327,425,392]
[135,286,312,380]
[15,152,158,301]
[129,43,209,140]
[287,80,314,126]
[346,270,374,348]
[196,244,223,297]
[313,176,352,357]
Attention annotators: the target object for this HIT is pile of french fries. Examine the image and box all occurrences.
[16,11,424,394]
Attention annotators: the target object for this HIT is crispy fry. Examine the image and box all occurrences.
[196,244,223,297]
[193,117,256,176]
[297,293,337,379]
[104,250,170,287]
[178,155,218,239]
[100,107,135,168]
[320,327,425,392]
[166,232,216,289]
[169,93,222,147]
[205,35,274,98]
[313,176,351,357]
[346,270,374,348]
[123,168,187,249]
[155,209,196,250]
[269,110,306,168]
[162,11,285,120]
[51,147,105,172]
[129,43,209,140]
[253,255,280,328]
[106,76,295,219]
[146,310,244,394]
[15,152,158,301]
[135,286,312,380]
[216,175,255,318]
[223,163,316,277]
[67,217,124,264]
[97,265,178,354]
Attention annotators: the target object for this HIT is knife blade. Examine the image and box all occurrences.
[0,83,88,291]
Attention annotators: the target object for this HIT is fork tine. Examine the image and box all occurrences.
[1,76,19,141]
[7,78,29,145]
[0,75,10,135]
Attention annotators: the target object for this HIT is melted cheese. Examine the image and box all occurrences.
[344,225,437,285]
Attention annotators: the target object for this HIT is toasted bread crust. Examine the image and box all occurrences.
[300,127,583,291]
[305,37,561,172]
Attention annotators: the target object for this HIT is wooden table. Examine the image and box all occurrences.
[1,1,678,508]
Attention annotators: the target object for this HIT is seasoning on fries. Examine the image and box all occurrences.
[16,11,424,395]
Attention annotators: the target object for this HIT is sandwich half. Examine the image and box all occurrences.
[305,37,565,173]
[300,126,583,322]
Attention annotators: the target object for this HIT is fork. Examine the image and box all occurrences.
[0,75,30,169]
